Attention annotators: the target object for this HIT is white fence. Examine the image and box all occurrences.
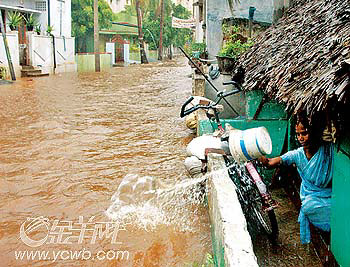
[0,32,21,79]
[27,33,76,74]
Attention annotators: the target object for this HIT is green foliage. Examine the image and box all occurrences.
[130,0,160,18]
[218,25,253,58]
[222,24,239,38]
[188,253,215,267]
[142,3,192,50]
[7,11,23,30]
[24,14,39,30]
[115,5,136,18]
[35,25,41,35]
[46,25,53,35]
[130,43,140,53]
[218,39,253,58]
[183,42,206,58]
[72,0,113,52]
[0,67,7,80]
[119,5,137,17]
[192,43,206,53]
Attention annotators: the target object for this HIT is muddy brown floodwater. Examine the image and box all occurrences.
[0,58,212,267]
[0,57,323,267]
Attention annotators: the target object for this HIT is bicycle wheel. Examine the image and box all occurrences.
[249,185,279,245]
[252,206,278,244]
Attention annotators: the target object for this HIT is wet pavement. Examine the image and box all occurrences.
[0,58,211,266]
[253,188,322,266]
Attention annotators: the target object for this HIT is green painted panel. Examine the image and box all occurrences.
[199,119,288,157]
[245,90,287,120]
[210,229,225,267]
[76,54,112,72]
[331,137,350,267]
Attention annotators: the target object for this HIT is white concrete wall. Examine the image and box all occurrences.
[1,0,71,37]
[27,32,76,74]
[205,0,290,58]
[0,32,21,78]
[207,154,258,267]
[206,0,231,58]
[54,35,76,73]
[27,33,52,73]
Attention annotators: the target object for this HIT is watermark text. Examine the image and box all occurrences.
[14,249,130,262]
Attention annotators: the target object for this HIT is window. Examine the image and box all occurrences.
[35,1,47,11]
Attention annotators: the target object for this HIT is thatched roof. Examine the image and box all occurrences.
[238,0,350,115]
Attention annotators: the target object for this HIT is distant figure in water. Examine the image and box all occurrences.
[259,112,334,244]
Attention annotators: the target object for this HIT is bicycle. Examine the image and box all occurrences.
[180,81,279,244]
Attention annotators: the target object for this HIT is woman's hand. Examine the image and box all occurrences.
[258,156,282,169]
[258,156,269,167]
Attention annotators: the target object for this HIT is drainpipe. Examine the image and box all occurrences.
[51,34,56,73]
[47,0,51,26]
[47,0,56,73]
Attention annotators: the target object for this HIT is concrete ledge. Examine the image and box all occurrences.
[207,153,258,267]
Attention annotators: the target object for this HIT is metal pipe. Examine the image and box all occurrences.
[51,34,56,73]
[179,46,239,117]
[48,0,51,26]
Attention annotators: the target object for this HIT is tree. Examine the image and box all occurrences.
[135,0,148,63]
[143,3,192,58]
[128,0,158,63]
[72,0,113,52]
[158,0,164,60]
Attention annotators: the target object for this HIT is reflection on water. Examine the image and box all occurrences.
[0,58,211,266]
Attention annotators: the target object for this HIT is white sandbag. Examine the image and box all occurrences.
[186,135,222,160]
[184,156,203,177]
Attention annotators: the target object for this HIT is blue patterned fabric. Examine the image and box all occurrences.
[281,143,334,244]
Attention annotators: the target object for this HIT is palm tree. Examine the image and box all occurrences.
[134,0,149,63]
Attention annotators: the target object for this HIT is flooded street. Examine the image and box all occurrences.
[0,58,212,266]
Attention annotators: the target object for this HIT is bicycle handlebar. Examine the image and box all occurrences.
[180,89,241,118]
[180,96,194,118]
[222,80,239,86]
[217,89,241,99]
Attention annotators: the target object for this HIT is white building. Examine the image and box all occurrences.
[1,0,71,37]
[172,0,194,12]
[0,0,76,78]
[107,0,131,13]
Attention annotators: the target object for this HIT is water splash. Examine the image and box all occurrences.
[105,173,208,232]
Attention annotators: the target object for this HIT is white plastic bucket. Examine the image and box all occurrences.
[228,127,272,163]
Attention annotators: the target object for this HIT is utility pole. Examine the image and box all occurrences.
[158,0,164,61]
[136,0,148,64]
[0,11,16,80]
[94,0,100,72]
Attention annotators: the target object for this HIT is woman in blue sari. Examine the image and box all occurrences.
[259,114,334,244]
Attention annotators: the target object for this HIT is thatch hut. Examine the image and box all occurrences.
[231,1,349,265]
[237,0,349,126]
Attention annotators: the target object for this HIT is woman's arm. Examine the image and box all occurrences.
[259,156,282,169]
